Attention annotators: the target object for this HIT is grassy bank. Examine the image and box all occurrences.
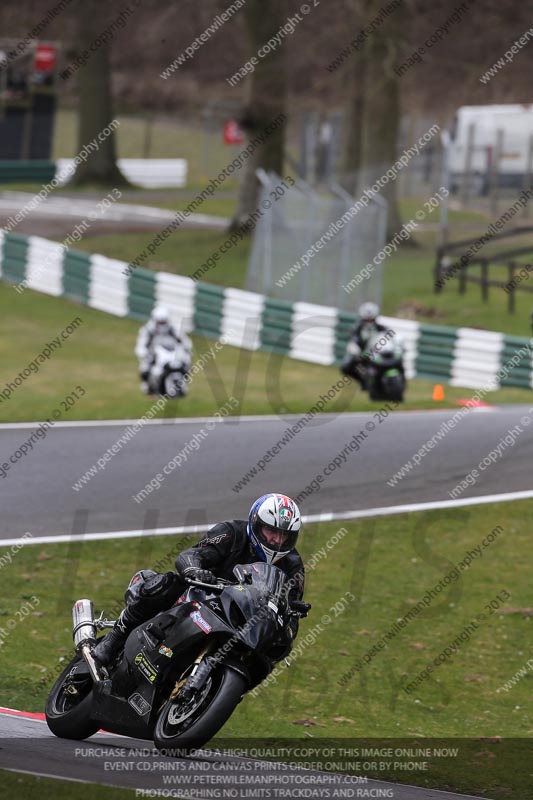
[0,771,136,799]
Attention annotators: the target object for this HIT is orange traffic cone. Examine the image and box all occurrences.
[433,384,445,402]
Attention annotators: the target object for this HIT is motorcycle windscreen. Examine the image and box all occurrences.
[233,562,288,603]
[227,563,289,649]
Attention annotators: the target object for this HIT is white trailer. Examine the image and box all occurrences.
[450,104,533,193]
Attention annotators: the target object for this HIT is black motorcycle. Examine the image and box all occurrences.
[45,563,309,752]
[343,331,406,402]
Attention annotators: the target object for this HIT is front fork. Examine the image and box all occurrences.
[169,645,212,702]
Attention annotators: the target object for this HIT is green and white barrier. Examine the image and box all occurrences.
[0,159,187,188]
[55,159,188,189]
[1,230,532,391]
[0,160,57,185]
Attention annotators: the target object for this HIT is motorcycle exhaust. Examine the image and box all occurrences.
[73,599,97,647]
[72,599,103,683]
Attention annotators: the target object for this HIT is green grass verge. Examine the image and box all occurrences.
[77,227,250,289]
[2,501,531,798]
[0,770,136,799]
[1,284,531,424]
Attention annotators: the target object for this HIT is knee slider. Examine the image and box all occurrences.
[141,571,176,598]
[124,569,157,604]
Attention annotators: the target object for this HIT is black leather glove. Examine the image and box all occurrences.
[183,567,217,585]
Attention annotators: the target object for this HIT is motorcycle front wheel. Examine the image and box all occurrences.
[383,374,404,402]
[164,373,186,398]
[45,653,99,740]
[154,665,246,754]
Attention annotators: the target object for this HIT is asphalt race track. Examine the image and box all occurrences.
[1,405,533,539]
[0,711,490,799]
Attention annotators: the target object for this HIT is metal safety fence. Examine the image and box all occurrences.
[246,171,387,312]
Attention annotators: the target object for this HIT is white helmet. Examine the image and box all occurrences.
[151,305,170,324]
[247,493,301,565]
[358,302,380,322]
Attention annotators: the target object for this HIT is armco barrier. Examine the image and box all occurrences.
[194,282,225,339]
[0,160,57,185]
[129,268,157,320]
[2,232,28,285]
[451,328,503,390]
[26,236,64,296]
[261,297,293,355]
[0,230,532,391]
[415,324,457,383]
[222,288,264,351]
[55,158,188,189]
[0,159,187,188]
[501,335,533,388]
[63,249,91,305]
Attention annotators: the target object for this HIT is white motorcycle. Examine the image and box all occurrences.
[147,335,191,398]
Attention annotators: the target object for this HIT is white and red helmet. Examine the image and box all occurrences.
[247,493,301,564]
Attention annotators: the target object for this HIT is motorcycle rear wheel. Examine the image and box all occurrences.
[45,653,99,740]
[154,665,246,754]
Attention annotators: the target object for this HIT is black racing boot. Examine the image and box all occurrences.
[92,611,132,667]
[140,370,150,395]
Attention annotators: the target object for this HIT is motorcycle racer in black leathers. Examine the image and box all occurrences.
[93,493,308,671]
[341,301,389,388]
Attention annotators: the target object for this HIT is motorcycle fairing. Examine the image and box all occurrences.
[89,601,237,737]
[82,564,286,739]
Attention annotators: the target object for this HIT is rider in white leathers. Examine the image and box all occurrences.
[135,306,192,394]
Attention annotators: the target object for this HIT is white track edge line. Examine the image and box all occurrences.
[3,489,533,547]
[0,406,512,429]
